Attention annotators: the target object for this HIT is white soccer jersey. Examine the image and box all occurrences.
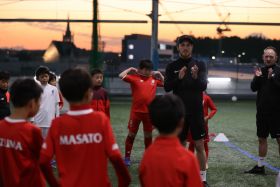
[34,83,60,127]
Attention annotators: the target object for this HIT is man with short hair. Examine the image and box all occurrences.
[246,46,280,175]
[164,35,209,186]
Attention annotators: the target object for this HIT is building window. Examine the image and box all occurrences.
[128,44,134,50]
[128,54,134,60]
[159,44,166,50]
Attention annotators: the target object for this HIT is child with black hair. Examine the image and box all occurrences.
[139,94,202,187]
[40,68,131,187]
[119,59,164,166]
[0,78,45,187]
[90,69,110,118]
[48,71,64,109]
[33,66,60,138]
[0,71,11,119]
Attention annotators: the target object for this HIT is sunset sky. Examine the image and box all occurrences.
[1,0,280,52]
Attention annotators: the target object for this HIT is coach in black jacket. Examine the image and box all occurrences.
[245,46,280,175]
[164,35,209,187]
[0,71,10,120]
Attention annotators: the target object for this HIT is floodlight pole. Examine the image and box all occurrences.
[150,0,159,70]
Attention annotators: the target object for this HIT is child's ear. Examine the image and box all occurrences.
[176,118,185,135]
[85,88,93,101]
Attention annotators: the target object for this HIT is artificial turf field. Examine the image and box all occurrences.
[107,99,280,187]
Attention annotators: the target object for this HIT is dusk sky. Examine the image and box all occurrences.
[1,0,280,52]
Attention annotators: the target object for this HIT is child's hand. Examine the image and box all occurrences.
[129,67,137,74]
[204,116,209,123]
[152,71,160,76]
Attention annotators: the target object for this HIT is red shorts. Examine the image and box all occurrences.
[128,112,153,133]
[187,123,209,143]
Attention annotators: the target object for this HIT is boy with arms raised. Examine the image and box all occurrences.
[139,94,202,187]
[40,68,131,187]
[0,78,44,187]
[119,59,164,166]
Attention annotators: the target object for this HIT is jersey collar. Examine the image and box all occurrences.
[67,104,93,116]
[5,117,27,123]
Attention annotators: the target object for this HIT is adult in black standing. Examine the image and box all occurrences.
[245,46,280,175]
[164,35,208,187]
[0,71,10,120]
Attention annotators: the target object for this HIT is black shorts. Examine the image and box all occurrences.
[178,113,205,143]
[256,113,280,138]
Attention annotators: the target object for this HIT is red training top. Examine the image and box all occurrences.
[91,86,110,118]
[40,104,130,187]
[123,74,163,113]
[203,93,217,121]
[139,136,203,187]
[0,117,45,187]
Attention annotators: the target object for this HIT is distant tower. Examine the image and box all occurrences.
[63,18,73,43]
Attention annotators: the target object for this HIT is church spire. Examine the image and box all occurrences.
[63,17,73,43]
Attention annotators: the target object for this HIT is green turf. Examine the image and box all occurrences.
[108,99,280,187]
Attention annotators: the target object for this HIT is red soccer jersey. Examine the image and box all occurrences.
[203,93,217,120]
[40,105,124,187]
[0,117,45,187]
[123,74,163,113]
[91,86,110,118]
[139,136,203,187]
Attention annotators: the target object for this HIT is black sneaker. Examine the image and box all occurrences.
[203,181,210,187]
[244,165,265,175]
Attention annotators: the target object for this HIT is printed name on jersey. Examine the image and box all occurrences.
[0,138,23,151]
[59,133,103,145]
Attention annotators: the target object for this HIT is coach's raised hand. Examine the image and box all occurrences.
[254,67,262,77]
[178,66,187,80]
[191,64,199,79]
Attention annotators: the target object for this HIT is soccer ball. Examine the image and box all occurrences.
[231,96,237,102]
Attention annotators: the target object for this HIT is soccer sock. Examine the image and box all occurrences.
[204,142,209,160]
[258,157,265,167]
[188,142,195,153]
[125,135,135,158]
[144,137,152,149]
[200,170,207,182]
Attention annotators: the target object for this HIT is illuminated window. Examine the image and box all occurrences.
[128,44,134,50]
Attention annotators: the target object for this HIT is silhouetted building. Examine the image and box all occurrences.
[121,34,175,63]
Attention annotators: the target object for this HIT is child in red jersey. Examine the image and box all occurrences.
[90,69,110,118]
[139,94,202,187]
[40,68,131,187]
[0,78,44,187]
[188,92,217,168]
[119,59,164,166]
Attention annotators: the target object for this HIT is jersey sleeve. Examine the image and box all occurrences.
[103,115,121,157]
[31,126,44,160]
[164,63,181,92]
[206,96,217,119]
[104,90,110,118]
[55,88,60,117]
[183,153,203,187]
[122,74,135,83]
[40,122,56,164]
[156,79,164,87]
